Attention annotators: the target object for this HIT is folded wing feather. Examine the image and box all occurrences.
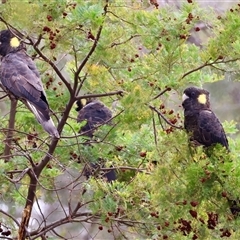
[0,51,60,138]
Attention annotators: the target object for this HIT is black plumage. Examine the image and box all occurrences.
[84,159,116,183]
[76,98,116,182]
[182,86,228,150]
[76,99,112,137]
[0,29,59,138]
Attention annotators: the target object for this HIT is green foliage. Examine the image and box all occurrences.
[1,0,240,239]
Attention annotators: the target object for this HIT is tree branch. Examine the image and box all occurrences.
[180,57,240,80]
[17,2,111,238]
[0,209,20,227]
[110,34,141,47]
[74,0,109,85]
[151,87,171,100]
[148,105,183,129]
[30,212,94,239]
[29,39,73,94]
[75,90,124,101]
[3,97,17,162]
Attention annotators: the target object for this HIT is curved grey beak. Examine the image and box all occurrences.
[182,93,189,102]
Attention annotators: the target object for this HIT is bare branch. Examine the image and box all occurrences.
[181,57,240,80]
[101,166,149,174]
[151,87,171,100]
[110,34,141,47]
[148,105,183,130]
[75,90,124,101]
[0,93,8,100]
[107,10,135,26]
[3,97,17,162]
[76,72,88,96]
[28,39,73,94]
[5,168,30,183]
[30,213,94,239]
[152,111,158,146]
[0,209,20,227]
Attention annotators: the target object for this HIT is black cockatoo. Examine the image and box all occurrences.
[0,29,59,138]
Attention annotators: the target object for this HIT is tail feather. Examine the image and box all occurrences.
[26,101,60,138]
[41,118,60,138]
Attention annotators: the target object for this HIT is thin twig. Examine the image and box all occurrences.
[0,209,20,227]
[75,90,124,101]
[30,213,94,239]
[149,105,183,129]
[76,72,88,96]
[101,166,149,174]
[29,40,72,94]
[107,10,135,26]
[110,34,141,47]
[152,87,171,100]
[74,2,109,83]
[180,57,240,80]
[152,111,158,146]
[5,168,30,183]
[0,93,8,100]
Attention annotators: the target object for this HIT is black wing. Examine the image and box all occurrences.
[198,110,228,149]
[77,101,112,137]
[84,163,116,182]
[0,51,49,120]
[0,51,59,138]
[77,101,112,124]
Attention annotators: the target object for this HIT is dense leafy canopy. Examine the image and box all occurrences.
[0,0,240,239]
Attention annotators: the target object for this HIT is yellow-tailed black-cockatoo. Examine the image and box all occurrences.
[76,99,112,138]
[182,86,228,150]
[0,29,59,138]
[76,98,116,182]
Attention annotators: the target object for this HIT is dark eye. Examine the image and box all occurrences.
[191,92,196,97]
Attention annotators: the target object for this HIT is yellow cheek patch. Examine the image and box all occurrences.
[81,98,87,107]
[198,93,207,104]
[10,37,20,48]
